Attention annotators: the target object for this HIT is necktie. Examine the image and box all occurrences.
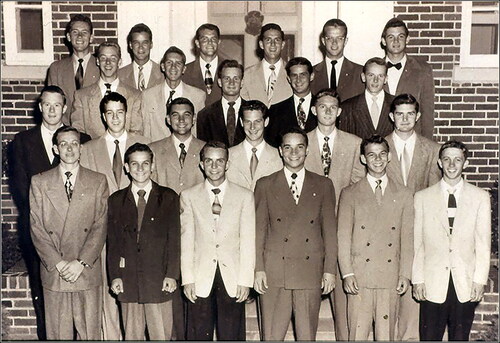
[204,63,214,95]
[226,101,236,146]
[166,90,175,106]
[330,60,337,90]
[138,65,146,91]
[370,95,380,128]
[250,147,258,179]
[375,179,383,206]
[401,143,411,186]
[290,173,300,204]
[447,189,457,235]
[137,189,146,242]
[267,64,277,102]
[64,171,73,201]
[321,136,332,176]
[179,142,187,168]
[387,61,402,70]
[104,83,112,96]
[297,97,306,129]
[112,140,122,185]
[75,58,84,90]
[212,188,222,216]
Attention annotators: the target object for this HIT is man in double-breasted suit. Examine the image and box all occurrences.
[338,135,413,341]
[47,14,99,125]
[412,141,491,341]
[29,126,108,340]
[254,128,337,340]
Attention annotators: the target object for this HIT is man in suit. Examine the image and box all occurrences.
[412,141,491,341]
[197,59,246,147]
[29,126,108,340]
[181,141,255,340]
[254,128,337,340]
[108,143,181,340]
[183,23,223,106]
[310,19,364,103]
[227,100,282,191]
[9,86,90,340]
[266,57,318,148]
[338,57,395,139]
[47,14,100,125]
[241,23,293,107]
[118,23,164,91]
[304,88,365,341]
[338,134,414,341]
[71,41,143,139]
[381,17,435,140]
[149,97,205,195]
[141,46,206,141]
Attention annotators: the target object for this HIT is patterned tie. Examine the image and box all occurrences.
[250,147,258,179]
[166,90,175,106]
[401,143,411,186]
[447,189,457,235]
[375,179,383,206]
[112,140,122,185]
[104,83,112,96]
[290,173,300,204]
[267,64,277,102]
[330,60,337,90]
[297,97,306,129]
[179,142,187,168]
[226,101,236,146]
[137,189,146,242]
[75,58,84,90]
[211,188,222,215]
[204,63,214,95]
[370,95,380,128]
[64,171,73,201]
[138,65,146,91]
[321,136,332,176]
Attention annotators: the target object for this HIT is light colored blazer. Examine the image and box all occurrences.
[140,82,206,141]
[226,141,283,191]
[70,81,143,139]
[29,166,108,291]
[80,133,151,194]
[305,129,365,211]
[149,135,206,195]
[412,181,491,303]
[240,60,292,108]
[180,181,255,298]
[117,61,164,90]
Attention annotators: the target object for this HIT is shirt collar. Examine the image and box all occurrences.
[366,173,389,192]
[72,52,92,65]
[440,178,464,195]
[131,179,153,197]
[365,89,384,101]
[263,58,282,70]
[205,178,228,194]
[105,130,127,143]
[392,130,416,146]
[326,55,344,67]
[164,80,183,92]
[316,127,337,142]
[59,164,80,181]
[284,167,305,181]
[243,139,266,157]
[222,96,242,108]
[172,134,193,149]
[133,59,152,70]
[99,77,119,93]
[40,122,63,136]
[386,54,407,69]
[199,56,218,70]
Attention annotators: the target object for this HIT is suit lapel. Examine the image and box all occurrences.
[62,58,76,95]
[308,130,323,172]
[452,182,472,236]
[139,183,160,237]
[359,97,377,133]
[213,102,229,142]
[165,136,182,175]
[330,130,349,178]
[95,137,118,190]
[33,126,53,167]
[407,135,426,184]
[61,168,91,241]
[195,183,215,230]
[386,134,404,185]
[46,168,70,220]
[315,61,328,88]
[233,144,252,186]
[273,170,297,212]
[377,93,393,133]
[256,62,267,94]
[429,183,449,233]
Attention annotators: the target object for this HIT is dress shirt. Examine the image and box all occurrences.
[172,134,193,157]
[104,130,128,165]
[99,78,120,97]
[364,90,385,120]
[131,179,153,204]
[440,178,464,206]
[325,55,344,87]
[72,53,92,75]
[221,96,242,124]
[262,58,283,89]
[40,123,63,162]
[205,178,228,208]
[366,173,389,195]
[315,127,336,154]
[59,164,79,185]
[392,131,416,168]
[243,139,265,164]
[133,60,153,88]
[293,93,312,120]
[199,56,218,79]
[386,54,407,95]
[284,167,305,198]
[163,81,184,102]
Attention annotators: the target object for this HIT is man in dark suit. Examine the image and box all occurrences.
[196,59,246,147]
[47,14,100,125]
[183,23,223,106]
[9,86,90,340]
[310,19,364,103]
[265,57,317,148]
[381,17,435,140]
[338,57,395,139]
[254,128,337,340]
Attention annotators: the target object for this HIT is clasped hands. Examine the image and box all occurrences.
[183,283,249,304]
[254,271,335,295]
[56,260,84,283]
[110,277,177,295]
[343,275,410,295]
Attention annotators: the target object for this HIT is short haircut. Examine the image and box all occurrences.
[360,135,390,156]
[239,100,269,120]
[363,57,388,74]
[200,141,229,161]
[439,140,469,160]
[167,97,195,116]
[313,88,340,106]
[285,57,313,76]
[195,23,221,40]
[382,17,409,38]
[124,143,154,164]
[279,127,308,148]
[52,126,80,146]
[161,46,186,65]
[127,23,153,43]
[390,93,420,113]
[40,85,67,105]
[97,41,121,59]
[66,14,93,35]
[217,59,244,79]
[100,92,128,115]
[258,23,285,42]
[321,18,348,37]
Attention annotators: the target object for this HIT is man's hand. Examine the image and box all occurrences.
[396,276,410,295]
[56,260,69,275]
[343,275,359,295]
[162,277,177,293]
[235,285,250,303]
[183,283,197,303]
[111,278,124,295]
[413,283,426,301]
[254,271,268,294]
[470,282,485,302]
[60,260,84,283]
[321,273,335,295]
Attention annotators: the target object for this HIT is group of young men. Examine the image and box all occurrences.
[9,12,491,342]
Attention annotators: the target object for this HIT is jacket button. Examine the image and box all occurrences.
[60,253,63,257]
[367,242,370,246]
[282,257,285,260]
[310,220,314,224]
[449,249,452,252]
[366,258,370,262]
[213,259,216,263]
[49,231,53,234]
[388,259,392,263]
[392,227,396,230]
[305,238,309,242]
[388,243,392,247]
[361,226,365,229]
[284,238,288,242]
[383,315,388,320]
[84,228,88,232]
[306,256,310,260]
[277,218,281,222]
[216,244,220,248]
[445,267,449,270]
[138,248,141,252]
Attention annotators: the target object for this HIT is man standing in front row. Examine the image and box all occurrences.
[29,126,108,340]
[254,128,337,340]
[412,141,491,341]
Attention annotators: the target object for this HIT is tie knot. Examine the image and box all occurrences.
[269,64,275,71]
[137,189,146,198]
[138,65,143,71]
[291,173,298,180]
[448,188,456,195]
[105,83,111,89]
[299,97,305,104]
[372,95,378,102]
[331,60,337,66]
[206,63,211,69]
[179,142,185,149]
[78,58,84,63]
[376,179,382,187]
[212,188,221,195]
[228,101,235,107]
[65,171,72,179]
[324,136,330,142]
[114,139,119,146]
[251,147,257,154]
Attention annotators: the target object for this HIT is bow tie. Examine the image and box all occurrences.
[387,61,402,70]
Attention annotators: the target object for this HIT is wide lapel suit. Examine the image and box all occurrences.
[149,135,206,195]
[118,61,164,90]
[183,56,222,107]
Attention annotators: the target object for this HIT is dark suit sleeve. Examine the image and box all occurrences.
[254,179,269,272]
[418,64,435,140]
[10,135,30,211]
[80,132,92,144]
[196,108,209,142]
[321,178,337,276]
[165,191,181,280]
[338,100,353,134]
[107,194,121,281]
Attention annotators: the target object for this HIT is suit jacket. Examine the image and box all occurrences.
[149,135,205,195]
[117,61,164,91]
[183,56,222,107]
[338,91,395,139]
[254,169,337,289]
[47,55,100,125]
[107,181,180,303]
[310,58,364,102]
[226,141,283,191]
[141,81,206,142]
[305,129,365,212]
[337,177,414,289]
[180,181,255,298]
[29,166,108,291]
[265,95,318,148]
[240,60,293,108]
[386,132,441,194]
[384,55,435,140]
[412,181,491,303]
[196,99,246,147]
[80,133,151,194]
[71,81,143,139]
